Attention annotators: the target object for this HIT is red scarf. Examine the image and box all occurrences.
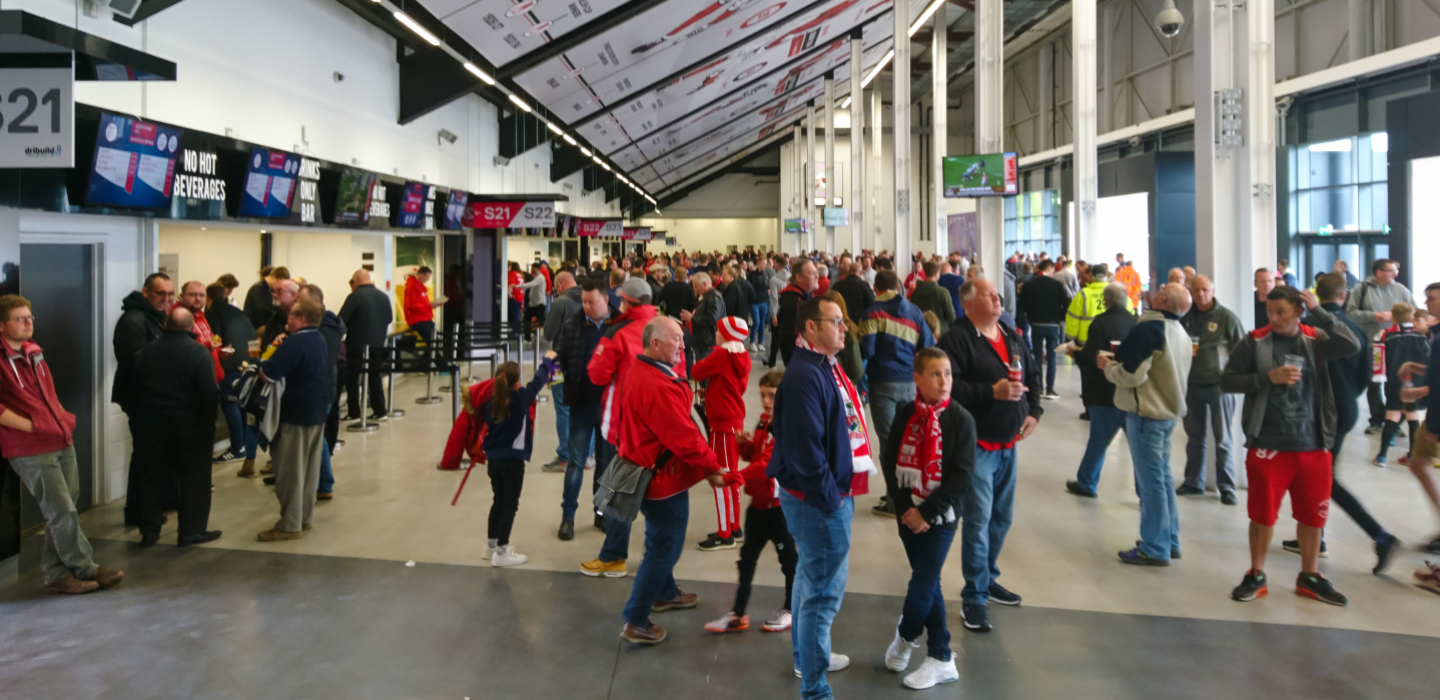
[897,398,948,500]
[795,336,875,476]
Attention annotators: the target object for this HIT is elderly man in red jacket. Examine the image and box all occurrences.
[0,295,124,594]
[619,316,732,645]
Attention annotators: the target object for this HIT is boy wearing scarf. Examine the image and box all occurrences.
[880,348,974,689]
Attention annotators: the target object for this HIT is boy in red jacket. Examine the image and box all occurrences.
[693,316,751,551]
[704,369,796,634]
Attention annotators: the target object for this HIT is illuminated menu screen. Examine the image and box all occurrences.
[86,113,182,209]
[238,147,301,218]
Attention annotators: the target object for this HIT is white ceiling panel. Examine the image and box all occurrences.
[435,0,632,67]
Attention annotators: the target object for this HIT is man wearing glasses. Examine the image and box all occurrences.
[1345,259,1414,434]
[113,272,173,527]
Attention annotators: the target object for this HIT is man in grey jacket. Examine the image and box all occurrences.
[1345,259,1413,432]
[1178,275,1246,504]
[1099,283,1192,566]
[542,271,582,472]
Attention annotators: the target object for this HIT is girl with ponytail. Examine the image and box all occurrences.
[480,351,558,567]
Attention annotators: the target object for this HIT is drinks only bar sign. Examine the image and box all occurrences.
[0,56,75,168]
[287,157,322,225]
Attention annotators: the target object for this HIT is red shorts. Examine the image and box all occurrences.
[1245,448,1332,528]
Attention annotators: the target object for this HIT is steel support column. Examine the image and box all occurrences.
[1249,0,1277,280]
[932,2,948,257]
[851,38,865,257]
[825,76,837,254]
[975,0,1003,277]
[870,88,883,253]
[807,103,818,254]
[1349,0,1368,61]
[894,0,912,265]
[1074,0,1098,272]
[1039,40,1053,151]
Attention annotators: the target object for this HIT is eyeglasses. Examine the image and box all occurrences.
[10,316,34,324]
[816,317,845,328]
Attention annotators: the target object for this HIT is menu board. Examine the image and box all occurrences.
[441,190,470,230]
[237,147,301,218]
[395,181,429,228]
[86,113,182,209]
[332,167,375,225]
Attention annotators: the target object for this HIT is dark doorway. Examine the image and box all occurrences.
[19,244,97,533]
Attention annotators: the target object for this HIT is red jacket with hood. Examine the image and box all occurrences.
[403,274,433,325]
[0,339,76,459]
[590,304,689,444]
[691,345,749,433]
[737,416,779,509]
[619,354,720,500]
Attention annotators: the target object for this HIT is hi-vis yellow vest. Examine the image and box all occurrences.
[1066,281,1129,342]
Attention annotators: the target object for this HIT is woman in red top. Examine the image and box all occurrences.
[506,262,525,325]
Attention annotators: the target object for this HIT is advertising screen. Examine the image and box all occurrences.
[237,147,300,218]
[395,181,429,228]
[783,218,808,233]
[333,167,375,225]
[822,208,848,227]
[942,153,1019,197]
[442,190,470,230]
[86,113,182,209]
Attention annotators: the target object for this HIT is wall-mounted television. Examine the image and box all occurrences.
[822,208,849,226]
[442,190,470,230]
[942,153,1018,197]
[394,181,429,228]
[237,147,300,218]
[332,167,374,225]
[783,218,808,233]
[85,113,182,210]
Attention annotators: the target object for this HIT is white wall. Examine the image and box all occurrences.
[1411,156,1440,291]
[636,218,779,253]
[156,225,263,292]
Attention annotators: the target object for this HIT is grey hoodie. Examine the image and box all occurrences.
[1345,276,1414,340]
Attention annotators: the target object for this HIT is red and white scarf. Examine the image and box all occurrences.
[896,397,956,523]
[795,337,876,476]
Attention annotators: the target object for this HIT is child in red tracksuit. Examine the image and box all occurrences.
[693,315,751,551]
[704,369,797,634]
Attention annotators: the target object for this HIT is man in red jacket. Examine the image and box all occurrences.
[619,316,730,645]
[403,266,443,371]
[581,278,667,578]
[0,295,124,594]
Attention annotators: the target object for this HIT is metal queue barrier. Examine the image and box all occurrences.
[346,342,462,431]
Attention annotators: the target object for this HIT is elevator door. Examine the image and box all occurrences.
[19,244,97,528]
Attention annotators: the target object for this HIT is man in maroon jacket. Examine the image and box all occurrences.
[619,316,731,645]
[0,295,124,594]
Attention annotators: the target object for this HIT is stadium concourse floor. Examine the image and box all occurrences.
[6,356,1440,699]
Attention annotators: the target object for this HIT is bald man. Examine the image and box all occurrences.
[542,270,584,472]
[339,268,395,420]
[1099,283,1193,566]
[1178,275,1245,503]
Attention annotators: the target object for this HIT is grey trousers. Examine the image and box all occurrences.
[1181,383,1237,494]
[10,447,98,584]
[274,423,325,533]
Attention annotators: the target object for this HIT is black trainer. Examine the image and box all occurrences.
[212,450,242,463]
[1136,540,1181,559]
[1374,535,1402,575]
[731,527,745,543]
[697,534,738,551]
[1175,484,1204,496]
[1296,572,1347,606]
[960,603,991,633]
[988,583,1022,606]
[1065,481,1097,498]
[872,499,896,518]
[1118,547,1169,566]
[1220,491,1239,506]
[1281,539,1328,557]
[1232,570,1268,602]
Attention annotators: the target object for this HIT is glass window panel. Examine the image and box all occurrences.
[1297,191,1311,232]
[1372,184,1388,229]
[1310,187,1355,231]
[1359,136,1373,183]
[1309,149,1354,188]
[1358,183,1373,230]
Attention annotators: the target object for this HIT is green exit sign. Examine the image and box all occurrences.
[1319,224,1334,236]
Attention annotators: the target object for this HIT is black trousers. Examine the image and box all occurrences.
[1331,401,1388,541]
[131,414,213,537]
[345,344,388,418]
[1367,382,1385,427]
[777,333,797,367]
[733,506,797,616]
[488,458,526,547]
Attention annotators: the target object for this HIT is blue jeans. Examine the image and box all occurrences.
[781,491,852,700]
[961,447,1017,606]
[1074,405,1126,493]
[319,438,333,494]
[1126,413,1180,561]
[868,381,915,457]
[751,301,769,345]
[621,492,689,627]
[1030,323,1060,393]
[552,383,570,463]
[219,377,253,454]
[562,404,608,522]
[898,523,955,662]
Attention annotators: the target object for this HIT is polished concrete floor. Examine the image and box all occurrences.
[6,353,1440,697]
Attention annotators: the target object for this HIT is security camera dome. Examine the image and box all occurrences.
[1157,0,1185,38]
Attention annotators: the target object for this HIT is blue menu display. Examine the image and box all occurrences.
[238,147,301,218]
[395,181,428,228]
[86,114,183,209]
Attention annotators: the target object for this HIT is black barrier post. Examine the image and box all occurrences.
[346,346,379,433]
[385,335,407,418]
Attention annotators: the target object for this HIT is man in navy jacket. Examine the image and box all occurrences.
[768,296,858,699]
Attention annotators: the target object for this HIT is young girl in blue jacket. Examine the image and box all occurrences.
[482,353,556,567]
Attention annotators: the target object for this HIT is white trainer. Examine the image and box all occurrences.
[903,656,959,690]
[491,545,529,567]
[885,627,921,672]
[794,653,851,677]
[761,608,792,632]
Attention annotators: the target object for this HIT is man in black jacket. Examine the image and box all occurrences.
[1066,283,1138,498]
[243,266,288,329]
[555,278,615,539]
[832,261,876,333]
[130,307,221,547]
[721,264,753,325]
[661,266,696,321]
[686,272,725,362]
[114,272,172,526]
[1016,260,1071,400]
[775,260,817,366]
[338,269,394,420]
[206,284,256,469]
[936,278,1042,634]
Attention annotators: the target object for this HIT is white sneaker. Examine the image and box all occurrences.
[491,545,528,567]
[903,656,959,689]
[885,627,921,672]
[761,608,792,632]
[794,653,851,677]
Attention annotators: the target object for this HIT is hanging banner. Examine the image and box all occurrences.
[623,227,653,241]
[577,218,624,237]
[467,200,556,228]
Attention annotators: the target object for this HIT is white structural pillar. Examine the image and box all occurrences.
[806,102,817,253]
[1196,0,1276,329]
[931,2,948,257]
[825,75,837,254]
[1073,0,1098,268]
[975,0,1003,276]
[850,37,865,256]
[893,0,911,264]
[870,88,882,253]
[1038,41,1052,151]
